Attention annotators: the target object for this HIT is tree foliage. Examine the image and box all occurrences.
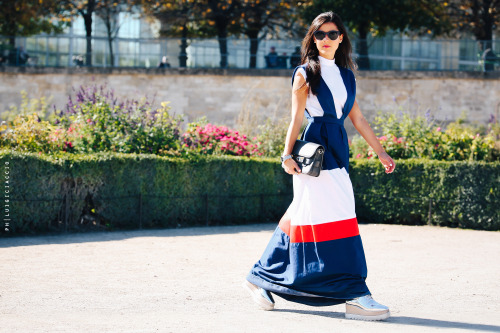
[140,0,299,68]
[239,1,301,68]
[199,0,242,68]
[58,0,134,66]
[0,0,67,47]
[95,0,134,67]
[445,0,500,41]
[301,0,450,69]
[138,0,212,67]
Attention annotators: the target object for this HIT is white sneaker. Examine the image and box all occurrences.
[345,295,390,321]
[242,280,275,311]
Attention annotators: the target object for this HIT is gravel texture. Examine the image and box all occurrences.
[1,223,500,333]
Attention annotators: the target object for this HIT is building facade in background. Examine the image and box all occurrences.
[2,11,499,71]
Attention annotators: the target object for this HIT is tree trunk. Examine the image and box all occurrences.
[82,0,96,67]
[247,31,259,69]
[357,23,370,70]
[218,34,228,68]
[83,13,93,67]
[104,18,114,67]
[108,35,114,67]
[216,20,228,68]
[179,23,188,67]
[478,0,495,71]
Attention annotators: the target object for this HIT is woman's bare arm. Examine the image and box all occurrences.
[282,72,308,174]
[348,100,396,174]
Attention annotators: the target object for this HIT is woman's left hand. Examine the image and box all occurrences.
[378,151,396,174]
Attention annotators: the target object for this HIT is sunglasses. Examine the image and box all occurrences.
[313,30,341,41]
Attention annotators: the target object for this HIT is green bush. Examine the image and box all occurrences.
[255,118,289,157]
[351,111,500,161]
[0,113,60,153]
[1,149,498,236]
[350,159,499,231]
[0,149,291,235]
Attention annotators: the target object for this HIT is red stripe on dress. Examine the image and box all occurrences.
[280,217,359,243]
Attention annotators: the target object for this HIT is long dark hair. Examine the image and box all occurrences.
[300,12,355,95]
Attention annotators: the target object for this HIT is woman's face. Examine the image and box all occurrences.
[313,22,343,60]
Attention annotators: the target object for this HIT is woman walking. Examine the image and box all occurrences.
[243,11,395,321]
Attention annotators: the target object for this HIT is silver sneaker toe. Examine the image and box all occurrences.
[345,295,390,321]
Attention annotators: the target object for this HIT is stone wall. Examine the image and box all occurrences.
[1,67,498,137]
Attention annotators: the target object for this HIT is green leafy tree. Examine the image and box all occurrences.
[95,0,134,67]
[302,0,449,69]
[59,0,134,66]
[200,0,242,68]
[0,0,66,47]
[59,0,97,66]
[445,0,500,70]
[138,0,210,67]
[240,0,298,68]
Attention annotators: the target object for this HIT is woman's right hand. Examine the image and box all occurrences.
[283,158,301,175]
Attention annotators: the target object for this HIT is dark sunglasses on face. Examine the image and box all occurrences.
[314,30,341,41]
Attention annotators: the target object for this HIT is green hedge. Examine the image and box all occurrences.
[0,150,292,235]
[0,149,498,235]
[350,159,499,231]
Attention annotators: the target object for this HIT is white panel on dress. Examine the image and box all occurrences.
[287,168,356,226]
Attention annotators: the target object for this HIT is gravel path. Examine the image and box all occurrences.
[1,223,500,333]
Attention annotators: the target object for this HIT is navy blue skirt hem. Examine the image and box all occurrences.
[246,273,371,307]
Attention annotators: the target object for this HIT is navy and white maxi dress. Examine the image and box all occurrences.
[246,56,371,306]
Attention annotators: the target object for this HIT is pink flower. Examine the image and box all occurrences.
[379,135,387,141]
[356,153,362,158]
[436,127,441,132]
[87,118,91,123]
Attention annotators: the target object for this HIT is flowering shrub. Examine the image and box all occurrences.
[0,113,59,153]
[182,123,262,157]
[3,87,498,162]
[255,118,290,157]
[350,111,499,161]
[1,85,184,156]
[0,90,54,123]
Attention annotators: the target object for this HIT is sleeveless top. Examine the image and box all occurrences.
[291,58,357,173]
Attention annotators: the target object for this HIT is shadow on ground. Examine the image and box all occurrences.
[275,309,500,332]
[0,223,278,248]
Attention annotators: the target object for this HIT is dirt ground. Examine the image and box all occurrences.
[1,223,500,333]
